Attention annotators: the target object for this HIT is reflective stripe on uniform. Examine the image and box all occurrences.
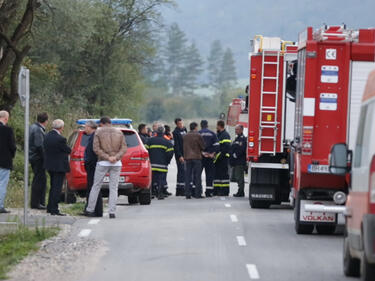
[149,145,168,150]
[219,139,231,144]
[152,168,168,172]
[205,186,214,190]
[214,152,221,163]
[166,148,174,152]
[225,153,230,157]
[213,183,230,187]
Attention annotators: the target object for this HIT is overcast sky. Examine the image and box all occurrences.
[162,0,375,79]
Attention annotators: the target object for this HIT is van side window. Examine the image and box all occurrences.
[354,104,373,168]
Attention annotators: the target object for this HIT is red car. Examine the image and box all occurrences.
[64,119,152,205]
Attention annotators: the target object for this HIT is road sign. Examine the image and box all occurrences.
[18,66,30,225]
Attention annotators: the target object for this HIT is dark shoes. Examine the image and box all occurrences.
[186,196,191,199]
[50,211,66,216]
[109,214,116,219]
[83,211,96,217]
[31,204,46,210]
[194,195,205,199]
[233,192,245,198]
[0,208,10,214]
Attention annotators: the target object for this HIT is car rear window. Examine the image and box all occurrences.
[80,133,91,147]
[123,131,139,148]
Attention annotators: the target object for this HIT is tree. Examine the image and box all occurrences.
[0,0,41,111]
[219,47,237,89]
[164,23,187,95]
[207,40,223,91]
[180,41,203,93]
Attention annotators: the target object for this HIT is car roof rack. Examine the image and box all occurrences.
[76,119,133,128]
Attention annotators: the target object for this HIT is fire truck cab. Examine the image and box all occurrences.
[293,25,375,235]
[247,35,297,208]
[226,97,248,139]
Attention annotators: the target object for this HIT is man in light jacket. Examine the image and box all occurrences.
[85,117,127,219]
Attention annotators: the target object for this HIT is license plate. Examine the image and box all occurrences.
[308,164,330,174]
[103,176,125,183]
[300,200,337,223]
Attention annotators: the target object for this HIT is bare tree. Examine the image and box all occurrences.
[0,0,41,111]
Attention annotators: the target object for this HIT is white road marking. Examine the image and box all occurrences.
[230,214,238,222]
[220,197,226,201]
[78,229,92,237]
[246,264,260,279]
[88,219,100,225]
[224,203,231,208]
[236,236,247,246]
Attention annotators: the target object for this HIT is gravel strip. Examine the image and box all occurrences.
[8,225,107,281]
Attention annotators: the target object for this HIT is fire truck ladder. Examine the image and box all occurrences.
[258,50,280,155]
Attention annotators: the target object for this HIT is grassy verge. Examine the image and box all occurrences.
[0,225,59,280]
[60,201,86,216]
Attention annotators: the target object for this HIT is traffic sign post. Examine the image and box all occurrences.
[18,66,30,226]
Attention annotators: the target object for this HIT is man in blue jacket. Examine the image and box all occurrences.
[230,125,247,197]
[172,118,187,196]
[199,120,219,197]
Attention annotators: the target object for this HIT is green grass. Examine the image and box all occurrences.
[60,201,86,216]
[0,225,59,280]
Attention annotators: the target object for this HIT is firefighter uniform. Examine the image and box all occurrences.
[146,134,174,199]
[230,133,247,197]
[172,127,187,196]
[199,128,219,197]
[213,130,231,196]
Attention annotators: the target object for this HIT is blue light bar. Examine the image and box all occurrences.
[76,119,133,125]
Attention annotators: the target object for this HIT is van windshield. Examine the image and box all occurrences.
[123,131,139,148]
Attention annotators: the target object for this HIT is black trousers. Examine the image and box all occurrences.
[176,159,185,195]
[185,159,202,198]
[201,157,215,194]
[47,171,65,213]
[30,159,47,208]
[214,158,230,196]
[152,171,165,197]
[85,163,103,216]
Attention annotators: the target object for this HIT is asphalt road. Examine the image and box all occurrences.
[72,162,355,281]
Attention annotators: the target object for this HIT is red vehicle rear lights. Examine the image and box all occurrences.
[130,151,149,161]
[302,126,313,155]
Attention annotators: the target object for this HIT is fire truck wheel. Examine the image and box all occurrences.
[316,224,336,235]
[361,254,375,281]
[128,194,139,205]
[343,235,360,277]
[249,198,271,209]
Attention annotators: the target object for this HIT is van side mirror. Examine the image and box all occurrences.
[329,143,351,175]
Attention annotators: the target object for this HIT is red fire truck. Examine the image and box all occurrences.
[292,25,375,234]
[247,35,298,208]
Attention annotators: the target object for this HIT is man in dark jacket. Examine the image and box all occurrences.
[183,122,205,199]
[230,125,247,197]
[146,124,174,200]
[213,120,231,196]
[44,119,71,216]
[83,120,102,216]
[29,112,48,209]
[0,111,16,213]
[199,120,219,197]
[138,123,149,144]
[172,118,187,196]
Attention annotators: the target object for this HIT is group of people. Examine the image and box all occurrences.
[0,110,127,219]
[138,118,247,200]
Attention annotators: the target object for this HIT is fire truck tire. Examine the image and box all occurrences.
[139,191,151,205]
[343,236,360,277]
[361,254,375,281]
[249,198,271,209]
[316,224,336,235]
[128,194,139,205]
[294,193,314,234]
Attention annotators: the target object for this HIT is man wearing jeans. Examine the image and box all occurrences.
[0,111,16,213]
[85,117,127,219]
[183,122,205,199]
